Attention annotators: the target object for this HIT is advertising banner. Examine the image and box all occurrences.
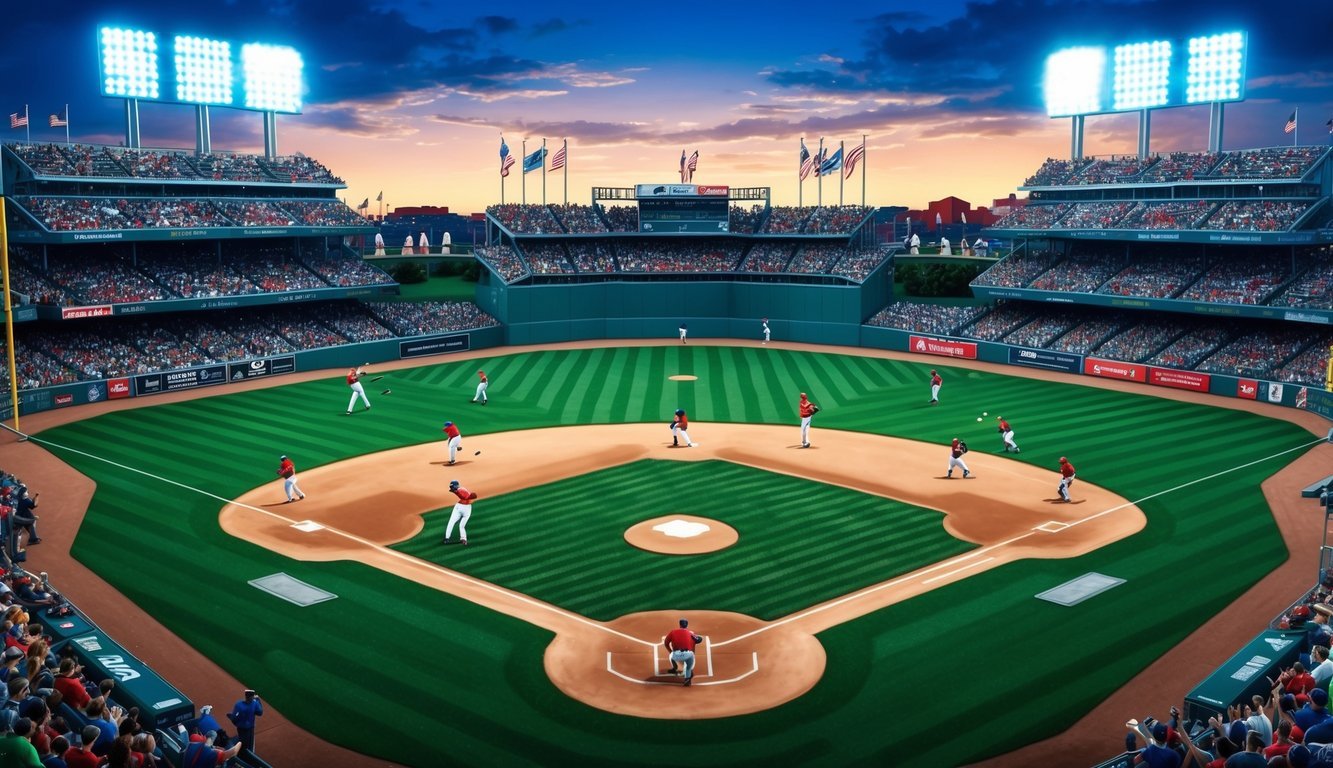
[227,356,296,382]
[1237,379,1259,400]
[400,334,471,359]
[1149,367,1210,392]
[1007,347,1082,373]
[61,305,113,320]
[134,365,228,396]
[107,378,132,400]
[1083,358,1147,382]
[908,335,978,360]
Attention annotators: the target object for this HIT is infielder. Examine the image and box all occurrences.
[443,479,477,545]
[947,438,972,478]
[997,417,1019,453]
[345,365,371,414]
[762,318,770,344]
[679,322,688,344]
[664,618,703,686]
[929,369,942,404]
[443,421,463,465]
[1058,456,1076,502]
[472,370,489,405]
[670,408,697,447]
[798,392,819,448]
[276,455,305,503]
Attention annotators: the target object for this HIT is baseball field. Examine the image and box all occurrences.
[25,342,1320,766]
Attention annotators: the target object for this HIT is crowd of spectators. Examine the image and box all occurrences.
[1028,250,1123,293]
[1270,338,1333,387]
[762,206,812,234]
[828,247,890,282]
[9,142,345,184]
[1207,146,1327,180]
[191,152,268,182]
[865,301,989,335]
[107,147,200,179]
[1023,158,1094,186]
[137,250,261,299]
[1070,156,1159,185]
[278,200,368,227]
[1272,253,1333,309]
[233,250,328,293]
[365,301,499,337]
[549,204,608,234]
[23,197,228,231]
[565,242,616,273]
[1004,311,1085,349]
[1146,326,1233,369]
[804,206,870,234]
[1197,327,1318,378]
[214,200,293,228]
[1097,253,1206,299]
[486,204,562,234]
[973,250,1060,288]
[616,241,742,273]
[260,154,343,184]
[1139,151,1223,182]
[730,205,765,234]
[474,245,531,282]
[1048,318,1126,355]
[787,244,841,274]
[1059,201,1137,229]
[1093,319,1192,362]
[298,250,393,287]
[1201,200,1311,231]
[60,144,129,177]
[6,247,70,306]
[740,243,794,273]
[8,143,74,175]
[1176,255,1290,305]
[522,242,577,275]
[1117,200,1216,230]
[316,304,397,343]
[45,253,168,304]
[993,204,1071,229]
[600,205,638,232]
[959,303,1035,341]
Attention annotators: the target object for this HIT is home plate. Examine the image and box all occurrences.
[1035,520,1071,533]
[292,520,325,532]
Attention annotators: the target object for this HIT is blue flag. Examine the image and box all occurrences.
[523,147,547,174]
[819,146,843,177]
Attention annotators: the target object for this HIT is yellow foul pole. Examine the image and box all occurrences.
[0,197,16,434]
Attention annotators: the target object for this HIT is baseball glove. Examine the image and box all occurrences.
[959,441,969,454]
[669,421,678,429]
[810,405,821,414]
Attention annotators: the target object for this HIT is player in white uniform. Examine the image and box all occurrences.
[679,322,688,344]
[997,417,1019,453]
[346,365,371,414]
[443,421,463,465]
[403,235,414,255]
[276,455,305,503]
[946,438,971,478]
[762,318,770,344]
[670,409,697,447]
[418,232,430,254]
[472,370,489,405]
[373,231,386,256]
[443,480,476,545]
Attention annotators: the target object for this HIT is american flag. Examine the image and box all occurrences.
[799,140,814,181]
[10,112,27,129]
[1284,111,1297,134]
[843,141,865,179]
[550,144,566,172]
[811,147,827,177]
[685,150,698,182]
[679,149,687,182]
[500,138,515,177]
[49,107,67,128]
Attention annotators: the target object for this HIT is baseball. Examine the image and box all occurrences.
[474,450,482,456]
[976,417,982,422]
[983,411,988,416]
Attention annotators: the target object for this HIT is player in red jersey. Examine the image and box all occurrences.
[798,393,818,448]
[929,369,942,404]
[276,455,305,503]
[1058,457,1076,502]
[345,365,371,414]
[664,618,703,686]
[670,409,697,447]
[947,438,972,478]
[443,421,463,465]
[997,417,1019,453]
[472,370,489,405]
[443,480,477,545]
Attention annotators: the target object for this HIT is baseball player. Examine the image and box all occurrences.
[443,421,463,465]
[472,370,489,405]
[929,369,942,404]
[664,618,703,686]
[402,234,414,255]
[345,365,371,414]
[947,438,972,478]
[678,322,688,344]
[762,318,770,345]
[798,392,819,448]
[997,417,1019,453]
[276,455,305,503]
[373,230,386,256]
[670,408,697,447]
[418,231,430,255]
[443,479,477,545]
[1058,456,1076,502]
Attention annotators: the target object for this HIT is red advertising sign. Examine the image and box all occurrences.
[1149,367,1210,392]
[1237,378,1259,400]
[1083,357,1147,382]
[54,394,73,407]
[60,305,113,320]
[696,185,729,196]
[107,378,131,399]
[908,335,978,360]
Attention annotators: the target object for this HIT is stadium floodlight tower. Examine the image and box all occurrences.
[241,43,303,158]
[1042,31,1246,160]
[97,26,160,149]
[174,35,233,154]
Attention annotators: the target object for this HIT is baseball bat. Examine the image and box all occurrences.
[370,375,385,382]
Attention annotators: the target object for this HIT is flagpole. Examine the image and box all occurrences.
[798,137,803,209]
[500,137,506,206]
[541,138,547,206]
[817,137,824,207]
[562,138,568,205]
[64,104,70,145]
[839,140,845,207]
[861,134,867,208]
[24,105,29,144]
[521,139,527,205]
[1295,107,1299,147]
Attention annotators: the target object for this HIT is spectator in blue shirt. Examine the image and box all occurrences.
[227,689,262,756]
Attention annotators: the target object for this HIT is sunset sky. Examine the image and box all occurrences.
[2,0,1331,215]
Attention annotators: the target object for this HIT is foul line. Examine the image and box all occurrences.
[17,429,658,649]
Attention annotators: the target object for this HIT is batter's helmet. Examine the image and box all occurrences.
[444,421,453,427]
[675,409,685,416]
[449,480,460,488]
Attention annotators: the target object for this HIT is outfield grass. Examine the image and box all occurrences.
[37,346,1313,766]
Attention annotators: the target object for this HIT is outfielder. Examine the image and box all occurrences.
[798,392,819,448]
[443,421,463,465]
[947,438,972,478]
[679,322,688,344]
[929,369,942,404]
[443,479,477,545]
[664,618,703,686]
[276,455,305,503]
[762,318,770,344]
[345,365,371,414]
[472,370,489,405]
[1058,456,1076,502]
[670,408,697,447]
[997,417,1019,453]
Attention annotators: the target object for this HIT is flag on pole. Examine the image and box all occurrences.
[48,106,67,128]
[549,143,566,171]
[500,138,515,177]
[376,191,383,202]
[819,146,843,177]
[812,147,827,177]
[1326,118,1332,134]
[685,150,698,182]
[522,146,546,174]
[357,198,369,210]
[843,141,865,179]
[1284,111,1297,134]
[799,139,814,180]
[679,149,687,182]
[9,112,27,129]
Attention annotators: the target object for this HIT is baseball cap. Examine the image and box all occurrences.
[279,455,287,460]
[1290,744,1312,768]
[1150,722,1169,743]
[449,480,459,488]
[1313,688,1329,706]
[2,647,22,661]
[1059,456,1067,463]
[679,619,688,628]
[444,421,453,427]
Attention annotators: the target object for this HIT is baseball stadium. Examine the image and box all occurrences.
[0,12,1332,768]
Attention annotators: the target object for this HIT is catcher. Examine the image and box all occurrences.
[947,438,972,478]
[670,408,697,447]
[798,392,820,448]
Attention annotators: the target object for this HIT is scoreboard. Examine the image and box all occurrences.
[638,198,729,233]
